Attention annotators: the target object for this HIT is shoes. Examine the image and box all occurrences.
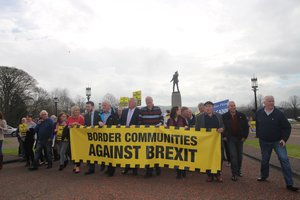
[226,162,231,167]
[257,177,267,182]
[182,171,187,178]
[238,172,243,177]
[59,165,64,171]
[107,172,114,177]
[231,176,238,181]
[121,169,129,175]
[29,167,38,171]
[64,160,68,168]
[74,166,80,174]
[176,174,182,179]
[286,185,299,192]
[46,165,52,169]
[85,170,95,175]
[216,175,223,183]
[206,176,213,182]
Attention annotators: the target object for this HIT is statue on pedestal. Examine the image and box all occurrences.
[170,71,180,92]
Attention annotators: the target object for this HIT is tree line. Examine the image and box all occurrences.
[0,66,299,126]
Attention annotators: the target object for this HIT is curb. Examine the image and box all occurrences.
[243,152,300,179]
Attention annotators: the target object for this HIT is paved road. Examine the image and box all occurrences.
[0,157,299,199]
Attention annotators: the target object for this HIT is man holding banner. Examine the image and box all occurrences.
[120,98,140,175]
[195,101,224,182]
[84,101,103,175]
[139,96,164,177]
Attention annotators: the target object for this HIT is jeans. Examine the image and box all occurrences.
[228,137,243,176]
[33,141,52,168]
[59,141,69,166]
[259,139,294,186]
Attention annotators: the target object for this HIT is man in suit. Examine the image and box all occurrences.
[99,100,119,177]
[119,98,140,175]
[84,101,102,175]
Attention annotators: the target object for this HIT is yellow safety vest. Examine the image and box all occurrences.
[56,125,64,141]
[19,124,27,137]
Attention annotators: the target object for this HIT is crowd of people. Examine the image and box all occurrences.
[0,95,298,192]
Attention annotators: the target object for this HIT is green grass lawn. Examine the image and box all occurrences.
[245,140,300,159]
[2,148,18,156]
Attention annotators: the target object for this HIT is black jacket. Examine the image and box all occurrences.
[255,107,291,142]
[101,108,119,126]
[120,108,140,126]
[84,110,102,126]
[222,111,249,139]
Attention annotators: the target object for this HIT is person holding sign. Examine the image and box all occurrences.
[55,112,69,171]
[167,106,188,179]
[99,100,119,177]
[120,98,140,175]
[195,101,224,182]
[84,101,103,175]
[139,96,164,177]
[67,106,84,174]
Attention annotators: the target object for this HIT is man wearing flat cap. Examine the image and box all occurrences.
[195,101,224,182]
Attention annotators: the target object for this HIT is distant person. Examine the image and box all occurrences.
[120,98,140,175]
[139,96,164,177]
[29,110,54,170]
[67,106,84,174]
[222,101,249,181]
[196,103,205,116]
[0,112,7,170]
[195,101,224,182]
[84,101,102,175]
[256,95,299,192]
[187,108,196,127]
[167,106,188,179]
[17,117,28,161]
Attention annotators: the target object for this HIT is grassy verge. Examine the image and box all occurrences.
[245,140,300,159]
[2,148,18,156]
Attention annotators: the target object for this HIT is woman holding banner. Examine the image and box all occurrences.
[67,106,84,174]
[167,106,188,179]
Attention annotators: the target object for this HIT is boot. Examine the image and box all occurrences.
[0,155,3,169]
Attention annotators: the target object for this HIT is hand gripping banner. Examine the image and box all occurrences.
[70,126,221,173]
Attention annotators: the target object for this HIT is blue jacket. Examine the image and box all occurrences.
[255,107,291,142]
[35,118,54,143]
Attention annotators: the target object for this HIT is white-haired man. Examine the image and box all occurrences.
[256,95,298,192]
[29,110,54,170]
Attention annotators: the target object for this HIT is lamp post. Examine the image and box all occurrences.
[251,77,258,112]
[86,87,91,101]
[54,97,59,116]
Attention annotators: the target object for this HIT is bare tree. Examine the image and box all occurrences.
[0,66,37,126]
[74,95,86,113]
[102,93,119,108]
[289,95,300,120]
[28,87,53,118]
[51,88,74,114]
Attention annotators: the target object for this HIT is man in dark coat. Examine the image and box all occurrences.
[84,101,103,175]
[222,101,249,181]
[120,98,140,175]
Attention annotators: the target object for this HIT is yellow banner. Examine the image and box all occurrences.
[70,126,221,173]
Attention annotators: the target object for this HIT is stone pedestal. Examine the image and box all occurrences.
[171,92,182,108]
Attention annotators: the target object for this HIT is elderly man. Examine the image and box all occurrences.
[195,101,224,182]
[120,98,140,175]
[99,100,119,177]
[256,96,298,192]
[139,96,164,177]
[222,101,249,181]
[29,110,54,170]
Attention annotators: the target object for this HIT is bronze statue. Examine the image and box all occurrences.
[170,71,179,92]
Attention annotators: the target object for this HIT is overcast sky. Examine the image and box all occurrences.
[1,0,299,107]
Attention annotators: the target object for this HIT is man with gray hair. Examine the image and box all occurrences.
[256,95,298,192]
[29,110,54,170]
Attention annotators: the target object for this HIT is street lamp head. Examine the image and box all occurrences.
[251,77,258,89]
[86,87,91,96]
[54,97,59,103]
